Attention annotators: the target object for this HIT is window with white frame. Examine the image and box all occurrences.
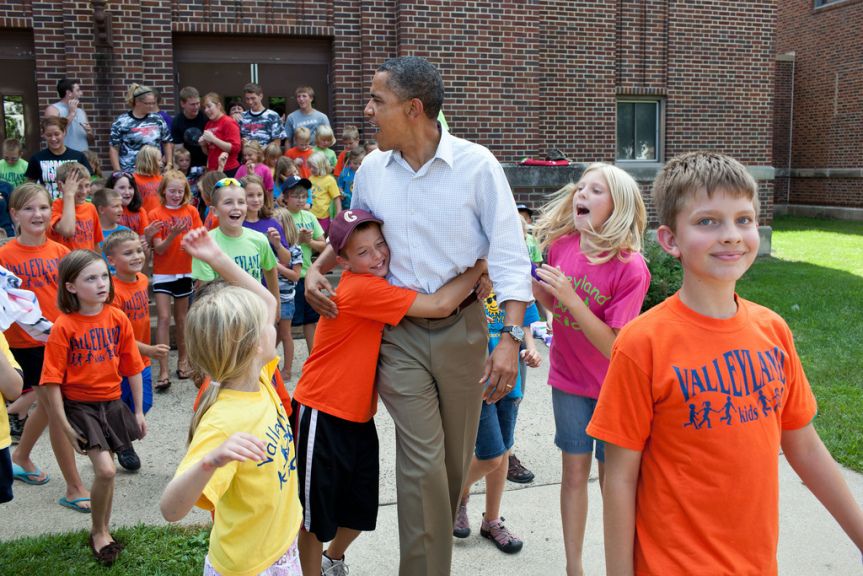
[616,100,661,162]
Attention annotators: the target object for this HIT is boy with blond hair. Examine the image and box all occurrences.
[588,151,863,575]
[284,127,314,180]
[333,125,360,177]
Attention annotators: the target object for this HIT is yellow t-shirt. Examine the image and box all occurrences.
[175,373,301,576]
[309,174,341,219]
[0,334,22,450]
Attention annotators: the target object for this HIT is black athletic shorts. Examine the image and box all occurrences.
[10,346,45,394]
[291,400,379,542]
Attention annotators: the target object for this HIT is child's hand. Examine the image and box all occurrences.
[217,152,228,170]
[298,228,313,245]
[474,272,493,300]
[168,219,187,237]
[64,424,88,455]
[535,264,578,305]
[144,220,163,242]
[201,432,267,470]
[136,413,147,439]
[139,237,150,254]
[63,171,82,200]
[246,161,256,173]
[293,158,303,167]
[521,348,542,368]
[266,227,282,248]
[182,227,222,262]
[147,343,170,360]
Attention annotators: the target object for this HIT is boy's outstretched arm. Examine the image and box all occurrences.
[182,227,277,325]
[407,260,487,319]
[782,423,863,553]
[603,443,642,576]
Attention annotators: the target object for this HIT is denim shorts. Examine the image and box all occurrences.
[552,387,605,461]
[280,299,296,321]
[474,396,520,460]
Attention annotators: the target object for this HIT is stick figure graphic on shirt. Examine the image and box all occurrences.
[757,389,773,418]
[719,396,735,425]
[699,401,715,429]
[684,404,701,429]
[771,386,783,411]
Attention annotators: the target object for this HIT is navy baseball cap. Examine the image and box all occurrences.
[284,175,312,192]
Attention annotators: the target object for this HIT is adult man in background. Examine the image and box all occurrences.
[171,86,208,168]
[45,78,92,152]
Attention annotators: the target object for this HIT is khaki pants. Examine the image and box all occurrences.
[377,300,488,576]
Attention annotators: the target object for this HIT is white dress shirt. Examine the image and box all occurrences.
[352,128,531,304]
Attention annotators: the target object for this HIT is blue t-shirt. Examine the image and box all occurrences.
[337,165,356,210]
[483,292,539,399]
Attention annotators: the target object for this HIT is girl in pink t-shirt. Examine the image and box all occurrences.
[532,163,650,575]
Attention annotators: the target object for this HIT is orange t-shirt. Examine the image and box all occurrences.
[40,305,146,402]
[147,204,203,275]
[0,239,69,348]
[134,173,163,213]
[111,273,151,367]
[49,199,104,251]
[120,206,150,237]
[293,271,416,422]
[333,149,348,177]
[193,357,292,417]
[204,211,220,231]
[284,147,313,179]
[587,294,817,576]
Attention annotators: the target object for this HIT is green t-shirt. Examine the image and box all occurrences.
[289,209,324,278]
[0,159,28,188]
[314,146,338,171]
[192,227,276,283]
[525,234,543,264]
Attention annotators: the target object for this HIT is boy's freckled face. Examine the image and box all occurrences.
[295,137,311,152]
[342,137,359,151]
[667,188,760,287]
[102,198,124,224]
[339,224,390,278]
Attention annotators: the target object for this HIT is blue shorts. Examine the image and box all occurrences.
[120,365,153,415]
[552,387,604,461]
[474,396,520,460]
[291,278,320,327]
[280,299,296,321]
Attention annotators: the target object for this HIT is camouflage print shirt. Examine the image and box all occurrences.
[109,112,171,172]
[240,109,286,147]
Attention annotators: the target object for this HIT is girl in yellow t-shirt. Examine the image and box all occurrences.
[307,151,341,234]
[160,227,302,576]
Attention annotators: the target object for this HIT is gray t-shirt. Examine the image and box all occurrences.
[51,101,89,152]
[284,109,330,145]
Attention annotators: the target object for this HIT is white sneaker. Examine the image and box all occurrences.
[321,552,349,576]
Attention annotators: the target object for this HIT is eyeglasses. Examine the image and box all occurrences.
[214,178,242,189]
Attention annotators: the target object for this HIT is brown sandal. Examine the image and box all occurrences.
[89,534,123,566]
[155,378,172,393]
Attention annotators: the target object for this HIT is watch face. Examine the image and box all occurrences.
[504,325,525,341]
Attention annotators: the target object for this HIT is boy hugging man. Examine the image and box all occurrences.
[291,209,485,576]
[588,151,863,575]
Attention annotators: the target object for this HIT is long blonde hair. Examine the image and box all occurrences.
[533,163,646,264]
[185,285,267,443]
[272,207,299,246]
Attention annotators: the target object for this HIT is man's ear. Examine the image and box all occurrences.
[656,225,680,259]
[406,97,424,119]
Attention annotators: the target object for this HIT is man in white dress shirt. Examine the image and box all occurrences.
[305,56,531,575]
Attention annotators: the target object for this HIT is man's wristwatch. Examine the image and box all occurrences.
[501,325,524,344]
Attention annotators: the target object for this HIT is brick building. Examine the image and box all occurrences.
[1,0,777,228]
[774,0,863,211]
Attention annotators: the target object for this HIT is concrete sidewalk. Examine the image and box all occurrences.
[3,341,861,574]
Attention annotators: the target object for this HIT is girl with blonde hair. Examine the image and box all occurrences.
[531,163,650,576]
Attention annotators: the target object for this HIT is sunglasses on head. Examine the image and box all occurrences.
[214,178,242,189]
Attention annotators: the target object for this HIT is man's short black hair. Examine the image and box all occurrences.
[377,56,444,120]
[56,78,80,99]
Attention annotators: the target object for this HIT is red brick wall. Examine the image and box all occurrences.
[776,0,863,207]
[4,0,778,217]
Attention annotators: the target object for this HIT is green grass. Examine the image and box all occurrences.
[737,215,863,471]
[0,524,210,575]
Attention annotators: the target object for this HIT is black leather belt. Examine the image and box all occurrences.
[451,291,478,316]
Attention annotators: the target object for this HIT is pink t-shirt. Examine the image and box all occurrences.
[235,162,275,192]
[546,233,650,398]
